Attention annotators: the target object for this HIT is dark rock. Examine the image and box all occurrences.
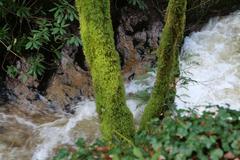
[45,48,93,109]
[134,31,147,44]
[0,126,5,134]
[115,6,162,80]
[147,21,163,50]
[64,104,75,114]
[0,84,16,105]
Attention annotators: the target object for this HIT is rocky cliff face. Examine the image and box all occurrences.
[116,6,162,80]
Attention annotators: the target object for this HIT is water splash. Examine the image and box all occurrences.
[32,100,97,160]
[176,10,240,111]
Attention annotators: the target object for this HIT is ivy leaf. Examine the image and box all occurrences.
[199,135,216,149]
[76,138,85,147]
[175,153,187,160]
[210,149,223,160]
[133,147,144,160]
[176,126,188,138]
[53,148,69,160]
[231,138,240,155]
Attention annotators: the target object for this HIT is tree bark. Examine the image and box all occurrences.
[75,0,135,141]
[140,0,187,129]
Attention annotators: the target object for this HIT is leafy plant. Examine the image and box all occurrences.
[0,25,9,40]
[66,35,82,46]
[27,54,45,78]
[127,0,147,10]
[25,35,42,50]
[53,107,240,160]
[16,6,30,18]
[49,0,78,23]
[0,0,81,81]
[6,65,19,78]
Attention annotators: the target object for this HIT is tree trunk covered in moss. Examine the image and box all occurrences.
[140,0,187,129]
[75,0,135,141]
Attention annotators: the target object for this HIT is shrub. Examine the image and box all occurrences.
[127,0,147,10]
[53,107,240,160]
[0,0,81,82]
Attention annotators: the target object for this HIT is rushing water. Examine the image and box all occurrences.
[0,11,240,160]
[176,10,240,111]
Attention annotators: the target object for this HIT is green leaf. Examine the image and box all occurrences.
[231,138,240,155]
[53,148,69,160]
[133,147,144,160]
[175,153,187,160]
[27,54,45,77]
[76,138,85,147]
[16,6,30,18]
[6,65,18,78]
[112,155,120,160]
[210,149,223,160]
[19,74,28,83]
[199,135,215,149]
[0,25,9,39]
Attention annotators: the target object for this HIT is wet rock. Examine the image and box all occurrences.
[134,31,147,44]
[46,49,93,109]
[72,118,100,143]
[64,104,75,114]
[147,21,163,50]
[116,6,162,81]
[0,124,32,147]
[117,26,138,77]
[120,7,148,34]
[0,84,16,105]
[0,102,60,125]
[0,126,5,134]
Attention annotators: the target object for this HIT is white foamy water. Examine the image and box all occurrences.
[32,97,146,160]
[1,10,240,160]
[32,100,98,160]
[176,10,240,111]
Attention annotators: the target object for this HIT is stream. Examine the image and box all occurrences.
[0,10,239,160]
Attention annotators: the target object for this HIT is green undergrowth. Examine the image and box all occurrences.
[53,107,240,160]
[0,0,81,81]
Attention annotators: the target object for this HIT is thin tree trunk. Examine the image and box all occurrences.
[140,0,187,129]
[75,0,135,141]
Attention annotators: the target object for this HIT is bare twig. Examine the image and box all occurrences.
[0,40,24,60]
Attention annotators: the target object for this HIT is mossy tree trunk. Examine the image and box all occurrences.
[75,0,135,141]
[140,0,187,129]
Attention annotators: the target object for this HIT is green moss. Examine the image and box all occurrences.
[140,0,187,129]
[75,0,135,141]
